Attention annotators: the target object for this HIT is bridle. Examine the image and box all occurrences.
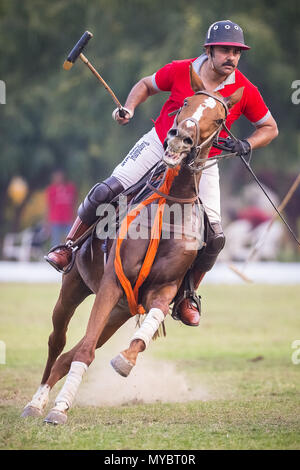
[151,90,236,204]
[48,89,299,275]
[168,90,238,173]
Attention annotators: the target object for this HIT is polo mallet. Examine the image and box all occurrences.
[63,31,127,117]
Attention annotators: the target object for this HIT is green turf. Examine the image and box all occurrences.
[0,283,299,450]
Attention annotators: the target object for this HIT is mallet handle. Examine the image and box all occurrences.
[79,53,126,116]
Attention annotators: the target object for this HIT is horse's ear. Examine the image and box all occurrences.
[224,87,244,109]
[189,63,205,92]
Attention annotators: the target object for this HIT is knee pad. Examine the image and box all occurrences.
[206,222,226,255]
[194,222,225,272]
[78,176,124,225]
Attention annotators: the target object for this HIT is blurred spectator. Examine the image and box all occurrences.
[237,206,271,229]
[241,181,280,215]
[46,170,77,247]
[220,182,284,262]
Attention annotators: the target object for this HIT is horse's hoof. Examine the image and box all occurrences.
[110,353,135,377]
[21,405,43,418]
[44,409,68,425]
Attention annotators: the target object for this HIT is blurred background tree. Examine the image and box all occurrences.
[0,0,299,241]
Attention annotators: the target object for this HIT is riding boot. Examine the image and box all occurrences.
[173,268,206,326]
[44,217,89,272]
[45,176,124,272]
[172,221,225,326]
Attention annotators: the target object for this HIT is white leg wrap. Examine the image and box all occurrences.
[131,308,165,349]
[27,384,50,410]
[54,361,88,410]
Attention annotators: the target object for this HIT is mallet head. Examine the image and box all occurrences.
[63,31,93,70]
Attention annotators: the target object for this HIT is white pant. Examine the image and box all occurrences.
[112,127,221,223]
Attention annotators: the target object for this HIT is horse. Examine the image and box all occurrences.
[21,64,243,424]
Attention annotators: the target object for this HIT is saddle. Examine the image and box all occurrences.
[122,162,167,204]
[95,163,207,322]
[99,162,205,256]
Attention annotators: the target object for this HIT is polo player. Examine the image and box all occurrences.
[46,20,278,327]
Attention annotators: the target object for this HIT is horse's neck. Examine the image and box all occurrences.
[168,165,200,200]
[168,150,210,201]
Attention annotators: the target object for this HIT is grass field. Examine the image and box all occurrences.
[0,282,299,450]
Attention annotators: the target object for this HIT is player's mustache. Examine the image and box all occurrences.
[222,61,235,67]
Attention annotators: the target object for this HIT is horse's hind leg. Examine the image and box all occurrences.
[111,284,178,377]
[44,272,123,424]
[21,266,92,418]
[42,267,92,384]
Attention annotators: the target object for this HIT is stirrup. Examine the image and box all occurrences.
[171,289,202,321]
[171,268,202,320]
[44,241,79,275]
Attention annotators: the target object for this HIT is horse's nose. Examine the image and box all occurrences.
[167,128,194,147]
[168,129,194,149]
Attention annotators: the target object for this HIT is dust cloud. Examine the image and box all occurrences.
[76,318,210,407]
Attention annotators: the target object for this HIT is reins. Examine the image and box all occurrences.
[64,92,237,279]
[169,90,235,173]
[113,93,229,314]
[167,93,300,245]
[216,139,300,246]
[61,88,300,290]
[146,180,198,203]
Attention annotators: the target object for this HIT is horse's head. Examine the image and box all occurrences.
[163,63,244,169]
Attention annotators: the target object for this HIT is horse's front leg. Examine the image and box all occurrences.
[44,273,123,425]
[111,283,178,377]
[41,300,131,391]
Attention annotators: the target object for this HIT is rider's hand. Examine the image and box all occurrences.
[112,107,134,125]
[225,138,251,156]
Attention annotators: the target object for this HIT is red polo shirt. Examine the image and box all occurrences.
[46,182,77,224]
[152,56,270,157]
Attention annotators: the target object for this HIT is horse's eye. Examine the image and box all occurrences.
[168,128,178,137]
[183,137,193,146]
[216,119,223,125]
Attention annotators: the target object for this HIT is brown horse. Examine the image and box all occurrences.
[21,65,243,424]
